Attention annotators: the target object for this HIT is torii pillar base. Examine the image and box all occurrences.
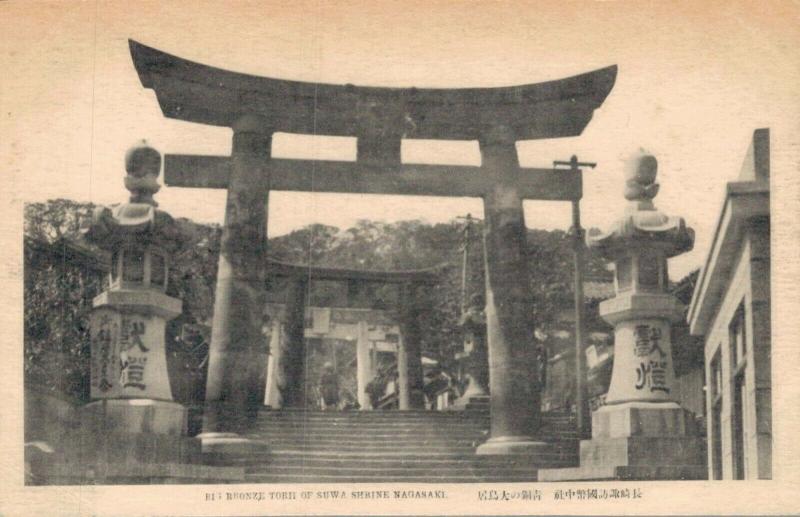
[196,432,270,464]
[476,437,552,456]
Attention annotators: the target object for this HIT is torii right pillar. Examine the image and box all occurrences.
[540,152,706,480]
[476,126,547,455]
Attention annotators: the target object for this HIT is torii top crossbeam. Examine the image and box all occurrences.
[129,40,616,201]
[130,40,616,142]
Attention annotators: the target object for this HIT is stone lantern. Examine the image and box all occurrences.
[590,152,693,406]
[84,142,182,403]
[74,142,205,477]
[452,294,489,408]
[539,151,706,481]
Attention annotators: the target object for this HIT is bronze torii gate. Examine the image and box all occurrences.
[264,258,440,410]
[129,40,616,455]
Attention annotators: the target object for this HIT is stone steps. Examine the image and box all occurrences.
[256,456,577,471]
[245,473,541,483]
[248,459,575,473]
[265,437,482,447]
[265,446,478,454]
[250,427,577,441]
[260,437,578,450]
[259,415,490,420]
[263,454,572,467]
[249,428,486,437]
[236,408,578,482]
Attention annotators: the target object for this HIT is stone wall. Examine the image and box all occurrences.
[24,385,81,444]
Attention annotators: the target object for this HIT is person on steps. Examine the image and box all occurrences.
[318,362,340,411]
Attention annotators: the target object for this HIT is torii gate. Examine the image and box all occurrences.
[264,258,441,411]
[129,40,616,455]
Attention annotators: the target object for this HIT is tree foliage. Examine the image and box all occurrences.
[23,200,104,398]
[24,240,103,399]
[24,199,97,244]
[24,199,612,400]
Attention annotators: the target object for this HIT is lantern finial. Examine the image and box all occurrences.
[624,150,659,207]
[124,140,162,206]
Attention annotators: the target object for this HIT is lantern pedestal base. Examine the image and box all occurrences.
[539,402,707,481]
[80,399,188,436]
[537,464,708,481]
[73,399,199,467]
[30,456,246,485]
[591,401,698,438]
[27,399,248,484]
[66,430,202,465]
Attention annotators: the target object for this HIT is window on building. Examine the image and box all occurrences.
[731,305,747,368]
[733,373,747,479]
[710,351,723,480]
[730,303,748,479]
[711,352,722,400]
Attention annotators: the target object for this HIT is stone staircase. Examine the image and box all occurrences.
[232,405,579,483]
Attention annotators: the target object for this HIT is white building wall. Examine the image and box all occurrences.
[702,229,771,479]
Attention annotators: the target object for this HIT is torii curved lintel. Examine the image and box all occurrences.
[266,258,448,284]
[129,39,617,141]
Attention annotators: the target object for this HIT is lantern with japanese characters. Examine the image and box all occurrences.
[84,142,183,401]
[588,151,694,405]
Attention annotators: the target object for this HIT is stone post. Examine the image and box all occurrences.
[452,297,489,408]
[200,115,271,453]
[539,151,706,480]
[281,276,308,407]
[263,319,283,408]
[397,336,410,410]
[476,126,546,455]
[356,320,373,409]
[397,283,426,410]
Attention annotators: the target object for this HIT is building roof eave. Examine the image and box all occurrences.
[687,182,769,335]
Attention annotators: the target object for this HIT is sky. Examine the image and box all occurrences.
[3,0,799,280]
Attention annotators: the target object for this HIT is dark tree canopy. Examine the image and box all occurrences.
[24,198,612,400]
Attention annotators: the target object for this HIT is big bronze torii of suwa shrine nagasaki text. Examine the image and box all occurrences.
[128,39,617,456]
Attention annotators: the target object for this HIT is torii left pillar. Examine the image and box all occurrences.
[199,116,271,455]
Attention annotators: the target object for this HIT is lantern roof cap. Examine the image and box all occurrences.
[83,143,182,252]
[588,150,694,259]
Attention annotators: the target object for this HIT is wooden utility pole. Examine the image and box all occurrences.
[555,155,595,439]
[456,213,477,314]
